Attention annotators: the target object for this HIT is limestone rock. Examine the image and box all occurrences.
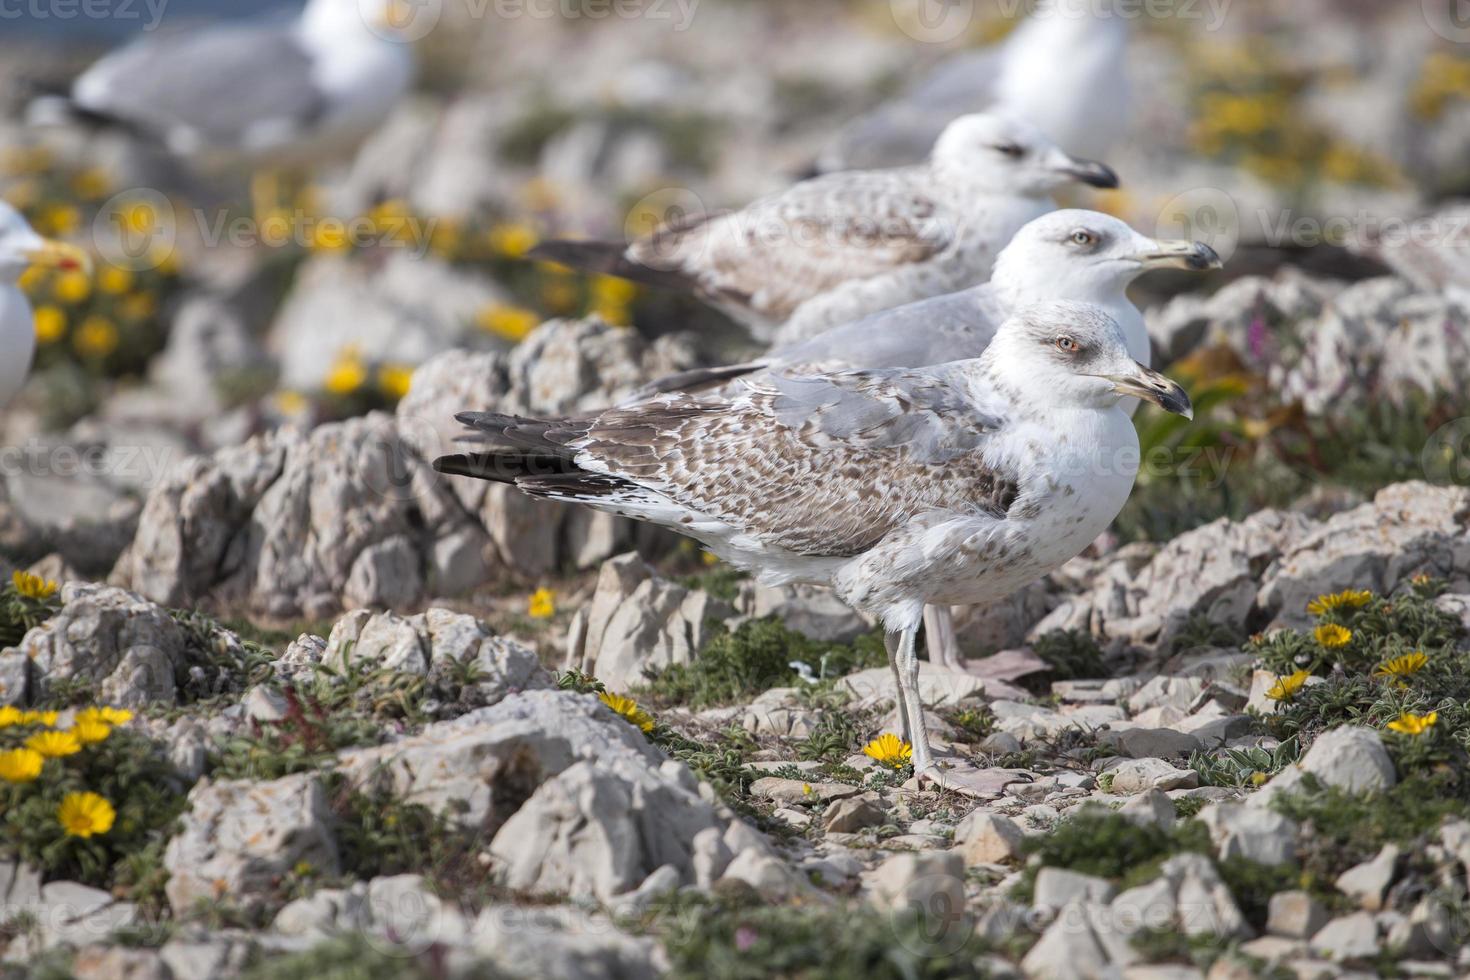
[163,774,339,918]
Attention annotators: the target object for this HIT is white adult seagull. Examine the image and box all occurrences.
[815,2,1131,173]
[435,301,1193,794]
[30,0,418,211]
[0,204,92,409]
[531,113,1118,341]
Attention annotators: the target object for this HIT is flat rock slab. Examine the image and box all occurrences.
[749,777,861,806]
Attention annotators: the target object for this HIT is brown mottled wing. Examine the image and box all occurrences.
[627,169,952,322]
[563,365,1016,557]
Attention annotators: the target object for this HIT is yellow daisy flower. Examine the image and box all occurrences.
[26,730,80,758]
[0,748,43,783]
[376,364,414,402]
[69,719,111,745]
[487,222,538,259]
[1373,652,1428,686]
[57,792,116,838]
[77,706,133,726]
[1313,624,1352,649]
[598,691,655,733]
[1265,669,1311,702]
[11,570,57,600]
[476,304,540,343]
[97,265,134,295]
[527,587,556,619]
[20,710,59,727]
[73,316,120,359]
[52,269,92,305]
[33,305,66,345]
[1307,590,1372,617]
[323,354,367,396]
[0,706,22,728]
[1386,711,1438,736]
[862,732,913,769]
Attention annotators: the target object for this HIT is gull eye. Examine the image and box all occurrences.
[994,142,1025,159]
[1055,336,1079,353]
[1069,229,1099,247]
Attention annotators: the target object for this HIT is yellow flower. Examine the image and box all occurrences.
[11,570,57,600]
[1307,590,1372,617]
[1386,711,1438,736]
[487,223,538,259]
[476,304,540,343]
[1265,669,1311,702]
[0,748,43,784]
[323,354,367,396]
[73,316,120,359]
[1313,624,1352,649]
[527,587,556,619]
[70,168,111,200]
[308,219,351,253]
[77,706,133,726]
[598,691,655,733]
[862,732,913,769]
[41,204,81,236]
[97,265,134,295]
[117,291,158,321]
[272,390,310,417]
[20,710,58,727]
[376,364,414,402]
[52,269,92,305]
[1373,652,1428,685]
[57,792,116,838]
[591,275,638,307]
[69,719,111,745]
[33,305,65,345]
[0,706,22,728]
[26,730,80,758]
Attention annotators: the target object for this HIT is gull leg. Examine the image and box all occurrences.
[884,630,913,745]
[923,604,964,671]
[897,625,935,774]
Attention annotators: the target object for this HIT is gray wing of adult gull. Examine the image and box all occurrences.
[631,283,1008,399]
[71,23,327,154]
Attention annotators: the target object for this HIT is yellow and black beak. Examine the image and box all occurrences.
[1132,240,1222,272]
[24,239,92,275]
[1105,361,1194,419]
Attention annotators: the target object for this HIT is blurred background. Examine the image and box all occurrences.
[0,0,1467,610]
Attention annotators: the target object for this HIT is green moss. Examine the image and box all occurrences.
[1030,630,1106,683]
[241,933,439,980]
[637,891,993,980]
[638,619,884,709]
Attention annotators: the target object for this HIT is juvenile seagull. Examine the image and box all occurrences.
[0,204,91,408]
[530,113,1118,341]
[816,4,1130,173]
[435,301,1193,793]
[29,0,416,206]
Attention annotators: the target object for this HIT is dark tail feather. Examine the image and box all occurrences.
[433,450,579,484]
[526,239,697,294]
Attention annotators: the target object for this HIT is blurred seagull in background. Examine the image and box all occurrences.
[531,113,1118,342]
[0,204,91,409]
[435,301,1193,795]
[631,210,1222,669]
[814,1,1131,174]
[28,0,418,215]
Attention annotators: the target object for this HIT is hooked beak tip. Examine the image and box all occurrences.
[1063,159,1120,189]
[1107,361,1194,419]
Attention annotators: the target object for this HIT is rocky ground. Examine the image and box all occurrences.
[0,1,1469,977]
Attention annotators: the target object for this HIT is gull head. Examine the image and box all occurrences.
[304,0,423,40]
[0,202,90,283]
[931,114,1119,197]
[985,300,1192,419]
[993,210,1223,304]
